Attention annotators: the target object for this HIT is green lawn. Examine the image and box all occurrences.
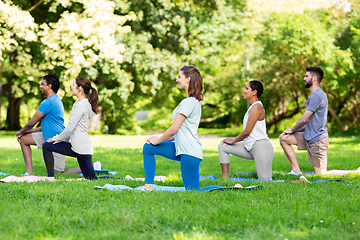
[0,131,359,239]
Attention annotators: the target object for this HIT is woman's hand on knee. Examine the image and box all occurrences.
[147,136,159,145]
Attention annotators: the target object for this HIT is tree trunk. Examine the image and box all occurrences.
[5,76,24,130]
[328,105,348,131]
[0,60,3,129]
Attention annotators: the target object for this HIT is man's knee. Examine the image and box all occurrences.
[19,135,36,146]
[279,134,294,147]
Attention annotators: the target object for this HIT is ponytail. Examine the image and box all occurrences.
[89,87,99,114]
[75,77,99,114]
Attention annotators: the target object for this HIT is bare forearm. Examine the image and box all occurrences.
[25,127,42,134]
[291,118,306,133]
[19,123,35,135]
[156,128,176,144]
[233,131,250,143]
[166,136,175,141]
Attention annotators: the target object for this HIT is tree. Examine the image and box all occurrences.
[254,12,353,132]
[0,1,43,129]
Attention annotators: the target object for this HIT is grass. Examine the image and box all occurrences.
[0,130,360,239]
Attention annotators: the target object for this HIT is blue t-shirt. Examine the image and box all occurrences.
[304,88,328,143]
[37,94,65,141]
[172,97,203,160]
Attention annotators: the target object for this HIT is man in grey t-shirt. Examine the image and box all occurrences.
[279,66,359,176]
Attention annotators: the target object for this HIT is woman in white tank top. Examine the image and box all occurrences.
[218,81,274,181]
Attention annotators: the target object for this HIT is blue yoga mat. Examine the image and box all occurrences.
[199,175,260,182]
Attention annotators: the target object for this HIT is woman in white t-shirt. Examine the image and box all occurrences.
[218,81,274,181]
[143,65,204,190]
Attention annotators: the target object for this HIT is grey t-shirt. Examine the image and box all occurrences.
[304,88,328,143]
[172,97,203,160]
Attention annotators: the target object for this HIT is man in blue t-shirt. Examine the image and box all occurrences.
[16,74,66,175]
[279,66,359,176]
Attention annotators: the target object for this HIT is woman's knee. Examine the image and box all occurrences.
[42,142,50,150]
[218,142,225,152]
[143,143,151,154]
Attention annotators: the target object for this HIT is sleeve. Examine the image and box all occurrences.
[306,93,320,112]
[177,98,195,117]
[52,102,84,143]
[37,99,51,115]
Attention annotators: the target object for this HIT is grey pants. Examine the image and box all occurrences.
[218,139,274,181]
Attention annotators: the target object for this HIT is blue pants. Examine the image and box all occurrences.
[143,141,202,190]
[42,142,97,180]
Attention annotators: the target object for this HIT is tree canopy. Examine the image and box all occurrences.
[1,0,359,133]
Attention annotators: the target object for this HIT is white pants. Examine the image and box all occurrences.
[218,139,274,181]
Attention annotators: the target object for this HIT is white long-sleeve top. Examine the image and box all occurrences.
[52,99,95,155]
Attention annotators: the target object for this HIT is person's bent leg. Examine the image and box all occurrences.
[76,154,97,180]
[279,133,301,173]
[320,168,360,176]
[218,142,253,178]
[19,134,37,174]
[218,143,230,179]
[308,136,329,175]
[143,142,180,189]
[53,152,66,174]
[250,139,274,181]
[180,155,202,190]
[220,163,230,179]
[43,142,56,177]
[42,142,75,177]
[62,167,82,174]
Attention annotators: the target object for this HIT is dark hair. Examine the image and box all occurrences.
[249,80,264,98]
[43,74,60,93]
[75,77,99,114]
[306,66,324,83]
[180,65,204,101]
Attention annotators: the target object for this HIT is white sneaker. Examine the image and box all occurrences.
[234,183,243,188]
[139,186,153,191]
[125,175,134,180]
[93,161,101,170]
[287,170,302,176]
[22,172,30,176]
[299,176,310,183]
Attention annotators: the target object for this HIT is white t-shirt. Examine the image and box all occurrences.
[172,97,203,159]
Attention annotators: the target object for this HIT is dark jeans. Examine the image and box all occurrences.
[42,142,97,180]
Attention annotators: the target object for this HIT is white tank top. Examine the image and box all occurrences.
[243,101,269,151]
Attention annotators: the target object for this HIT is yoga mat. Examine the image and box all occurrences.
[0,175,55,183]
[95,184,186,192]
[199,175,217,180]
[95,184,264,192]
[199,176,261,182]
[199,185,263,192]
[292,176,352,184]
[234,171,255,175]
[229,178,259,182]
